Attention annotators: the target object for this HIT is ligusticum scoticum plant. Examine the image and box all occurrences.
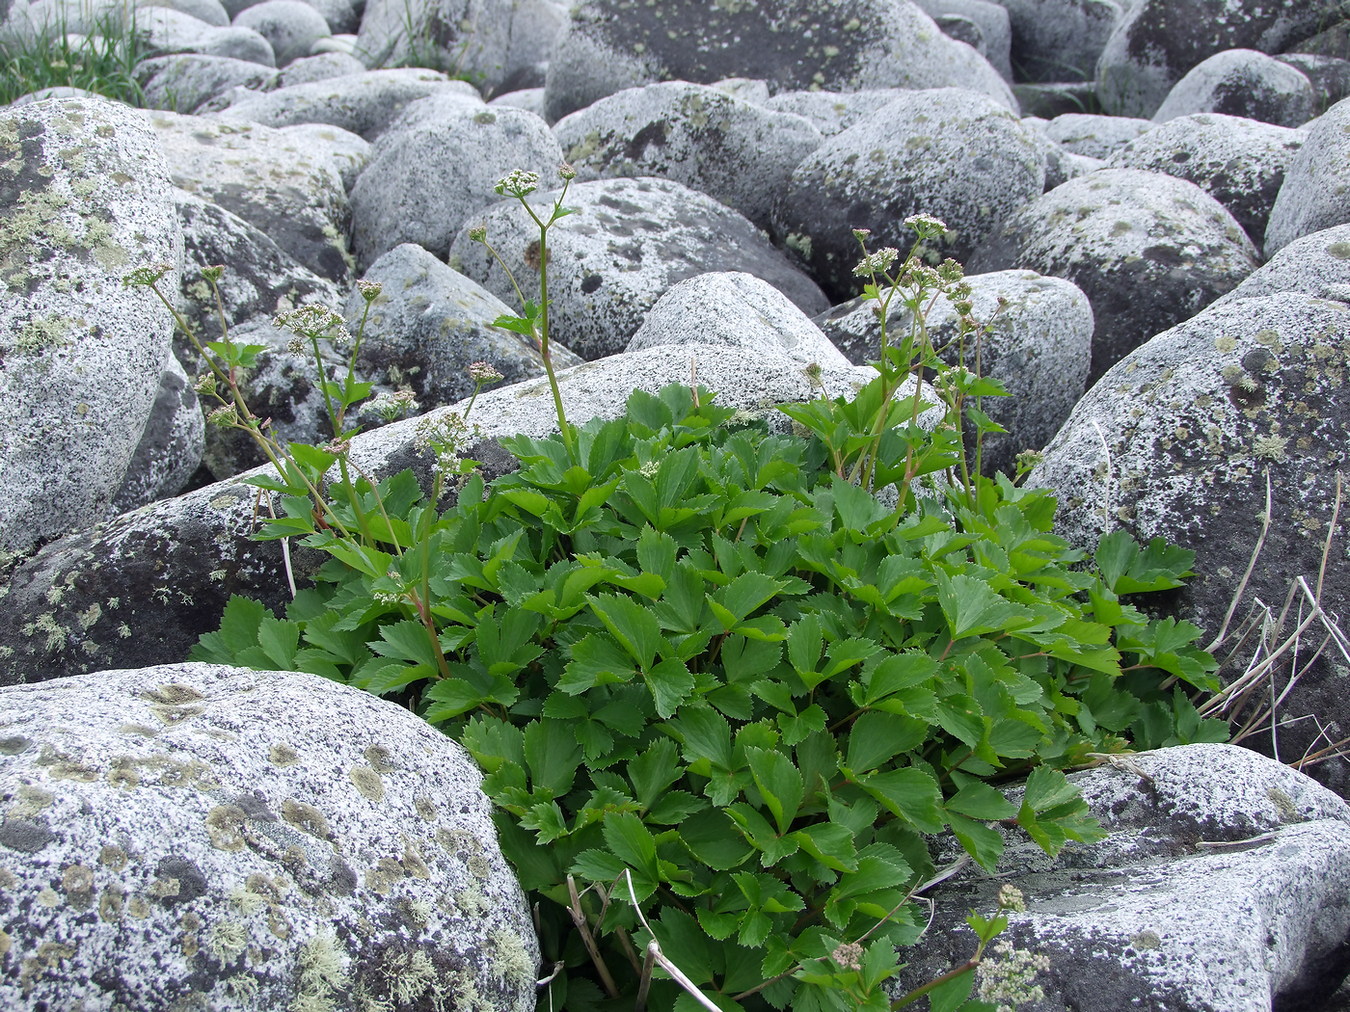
[123,167,1229,1012]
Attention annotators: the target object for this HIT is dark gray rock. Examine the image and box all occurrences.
[1011,81,1101,118]
[1000,0,1121,83]
[134,53,280,113]
[892,744,1350,1012]
[232,0,331,67]
[1265,95,1350,257]
[1107,112,1305,245]
[346,243,582,407]
[554,80,823,231]
[968,168,1259,381]
[1276,52,1350,114]
[1095,0,1345,118]
[0,662,539,1011]
[351,100,561,270]
[448,176,828,361]
[772,87,1045,301]
[1027,294,1350,790]
[1152,48,1317,128]
[0,97,180,556]
[815,269,1092,476]
[543,0,1015,122]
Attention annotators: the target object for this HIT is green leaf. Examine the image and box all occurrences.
[859,768,945,834]
[791,822,859,873]
[945,781,1016,821]
[681,808,754,870]
[746,747,805,835]
[523,720,583,797]
[846,711,928,773]
[558,633,638,694]
[646,657,694,718]
[934,571,1032,639]
[191,596,270,664]
[587,592,663,668]
[946,812,1004,873]
[370,619,439,668]
[709,571,790,631]
[627,739,683,809]
[1095,530,1195,594]
[601,811,660,888]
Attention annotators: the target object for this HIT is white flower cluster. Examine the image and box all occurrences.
[975,940,1052,1012]
[853,247,900,277]
[495,169,540,198]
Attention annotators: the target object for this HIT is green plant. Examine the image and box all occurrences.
[0,2,150,107]
[138,171,1225,1011]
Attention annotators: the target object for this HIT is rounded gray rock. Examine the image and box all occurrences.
[232,0,330,66]
[274,49,364,86]
[773,87,1045,301]
[351,102,562,270]
[1265,95,1350,257]
[0,97,181,556]
[448,176,828,361]
[554,80,823,231]
[1108,113,1304,246]
[110,354,206,515]
[0,662,539,1011]
[1043,112,1153,160]
[1212,223,1350,307]
[134,53,280,113]
[140,7,277,66]
[1152,48,1317,128]
[543,0,1015,123]
[968,168,1259,381]
[761,88,912,137]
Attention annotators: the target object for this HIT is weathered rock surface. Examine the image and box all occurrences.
[999,0,1121,83]
[1152,48,1317,128]
[448,176,828,361]
[1265,95,1350,257]
[969,168,1259,381]
[0,662,538,1010]
[0,97,181,556]
[1213,223,1350,307]
[1042,112,1153,160]
[111,354,206,516]
[893,744,1350,1011]
[232,0,331,67]
[134,53,280,114]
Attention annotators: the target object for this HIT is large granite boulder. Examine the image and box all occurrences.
[893,744,1350,1010]
[231,0,332,67]
[134,53,280,114]
[0,662,538,1010]
[1027,293,1350,790]
[968,168,1260,382]
[543,0,1016,122]
[1151,48,1318,128]
[772,87,1045,300]
[110,354,206,516]
[553,80,823,232]
[447,176,828,361]
[1265,95,1350,258]
[1212,223,1350,307]
[0,96,181,556]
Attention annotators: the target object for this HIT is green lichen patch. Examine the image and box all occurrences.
[348,764,384,802]
[281,800,331,840]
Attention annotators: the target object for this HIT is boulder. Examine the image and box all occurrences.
[772,87,1045,300]
[998,0,1121,83]
[892,744,1350,1011]
[0,662,538,1011]
[0,96,181,556]
[815,269,1092,476]
[134,53,280,113]
[1026,294,1350,789]
[232,0,331,67]
[1276,52,1350,114]
[554,81,823,232]
[626,271,850,369]
[543,0,1016,122]
[1095,0,1343,118]
[1043,112,1153,159]
[345,243,582,407]
[293,0,359,35]
[213,68,481,140]
[1212,223,1350,307]
[968,168,1259,382]
[147,109,353,284]
[1152,48,1317,128]
[761,87,912,137]
[1265,95,1350,257]
[139,6,277,67]
[447,176,828,361]
[489,87,546,117]
[144,0,232,27]
[276,121,370,191]
[273,49,364,87]
[912,0,1013,80]
[355,0,566,95]
[110,354,206,515]
[350,101,562,270]
[1107,113,1305,246]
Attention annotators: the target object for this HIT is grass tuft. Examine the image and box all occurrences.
[0,2,151,108]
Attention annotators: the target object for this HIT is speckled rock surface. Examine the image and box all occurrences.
[772,87,1045,300]
[1265,95,1350,258]
[355,0,566,95]
[276,121,370,192]
[0,96,181,556]
[1043,112,1153,160]
[1095,0,1339,118]
[147,110,353,284]
[213,68,481,141]
[815,269,1092,476]
[139,7,277,67]
[1027,294,1350,788]
[1277,52,1350,115]
[0,662,539,1011]
[345,242,582,407]
[1212,223,1350,307]
[232,0,331,67]
[447,176,828,361]
[543,0,1016,123]
[276,50,366,87]
[1152,48,1317,128]
[913,0,1012,80]
[110,355,206,516]
[553,80,823,231]
[626,271,849,369]
[997,0,1120,83]
[968,168,1259,382]
[351,101,562,270]
[760,87,911,137]
[1107,113,1305,245]
[892,744,1350,1011]
[172,187,341,350]
[134,53,280,114]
